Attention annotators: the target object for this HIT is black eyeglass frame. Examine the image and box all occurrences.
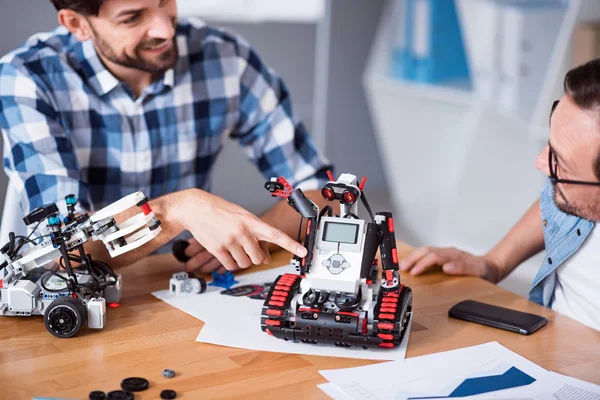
[548,100,600,186]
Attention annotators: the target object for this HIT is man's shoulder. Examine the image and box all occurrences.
[177,18,252,57]
[0,26,77,81]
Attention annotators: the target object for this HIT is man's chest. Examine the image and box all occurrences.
[552,226,600,330]
[54,85,235,170]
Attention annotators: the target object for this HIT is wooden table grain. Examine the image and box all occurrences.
[1,242,599,399]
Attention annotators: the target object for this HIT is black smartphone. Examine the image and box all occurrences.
[448,300,548,335]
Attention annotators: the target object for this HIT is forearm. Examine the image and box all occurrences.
[484,199,545,281]
[83,189,197,269]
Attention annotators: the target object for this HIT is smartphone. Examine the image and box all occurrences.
[448,300,548,335]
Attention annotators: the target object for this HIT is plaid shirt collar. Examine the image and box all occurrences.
[72,36,176,98]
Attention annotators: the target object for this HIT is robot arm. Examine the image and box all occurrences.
[265,177,318,275]
[375,212,401,292]
[89,192,162,257]
[0,192,162,288]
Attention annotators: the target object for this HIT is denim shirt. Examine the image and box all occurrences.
[528,178,595,307]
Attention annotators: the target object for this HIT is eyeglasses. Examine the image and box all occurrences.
[548,100,600,186]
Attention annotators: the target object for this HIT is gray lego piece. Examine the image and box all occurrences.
[8,280,40,313]
[162,369,176,378]
[104,274,122,303]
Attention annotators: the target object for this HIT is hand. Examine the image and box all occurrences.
[399,246,499,283]
[175,189,307,272]
[180,238,231,274]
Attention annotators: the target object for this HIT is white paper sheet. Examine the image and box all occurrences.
[319,342,555,400]
[318,383,354,400]
[152,265,412,361]
[489,372,600,400]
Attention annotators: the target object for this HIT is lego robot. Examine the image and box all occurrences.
[261,172,412,349]
[0,192,161,338]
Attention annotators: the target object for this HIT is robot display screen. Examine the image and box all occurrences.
[323,222,359,244]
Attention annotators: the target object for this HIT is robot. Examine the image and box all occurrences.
[261,172,412,349]
[0,192,161,338]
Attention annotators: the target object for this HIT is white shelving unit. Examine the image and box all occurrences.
[363,0,589,296]
[177,0,325,23]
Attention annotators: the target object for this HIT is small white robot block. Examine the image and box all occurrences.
[169,272,207,295]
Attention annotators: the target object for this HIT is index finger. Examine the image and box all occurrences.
[254,221,307,258]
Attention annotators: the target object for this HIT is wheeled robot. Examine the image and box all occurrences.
[261,172,412,349]
[0,192,161,338]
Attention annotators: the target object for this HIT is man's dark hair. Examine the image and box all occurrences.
[564,59,600,180]
[50,0,104,16]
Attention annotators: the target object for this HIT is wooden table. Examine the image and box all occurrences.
[1,242,599,399]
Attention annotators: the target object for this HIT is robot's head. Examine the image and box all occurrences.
[321,172,366,206]
[321,183,359,205]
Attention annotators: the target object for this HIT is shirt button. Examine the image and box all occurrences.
[548,257,553,265]
[543,219,547,227]
[577,229,581,236]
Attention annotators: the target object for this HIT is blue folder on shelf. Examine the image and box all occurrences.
[392,0,471,85]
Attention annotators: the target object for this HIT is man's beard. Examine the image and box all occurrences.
[552,182,592,219]
[91,21,179,74]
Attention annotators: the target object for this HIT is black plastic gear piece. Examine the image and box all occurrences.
[120,377,149,392]
[161,389,177,399]
[106,390,133,400]
[89,391,106,400]
[172,239,191,263]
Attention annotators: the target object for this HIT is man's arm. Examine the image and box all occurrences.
[484,199,545,281]
[0,63,307,273]
[180,30,337,273]
[82,188,313,271]
[399,199,545,283]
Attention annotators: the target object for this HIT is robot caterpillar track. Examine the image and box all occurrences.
[260,273,412,349]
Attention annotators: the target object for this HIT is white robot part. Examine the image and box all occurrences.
[102,212,156,243]
[87,298,106,329]
[169,272,206,295]
[106,225,161,258]
[305,217,367,294]
[90,191,146,223]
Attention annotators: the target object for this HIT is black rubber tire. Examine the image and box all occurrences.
[44,297,87,338]
[89,391,106,400]
[161,389,177,399]
[107,391,134,400]
[120,377,149,392]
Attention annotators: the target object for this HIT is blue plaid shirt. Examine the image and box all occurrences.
[0,18,332,214]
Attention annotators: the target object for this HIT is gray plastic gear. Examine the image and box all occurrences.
[162,369,176,379]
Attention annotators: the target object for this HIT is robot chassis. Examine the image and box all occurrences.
[262,172,412,349]
[0,192,161,338]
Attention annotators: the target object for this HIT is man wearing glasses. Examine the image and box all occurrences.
[400,60,600,331]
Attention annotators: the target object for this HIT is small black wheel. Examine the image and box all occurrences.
[107,391,133,400]
[161,389,177,399]
[121,377,149,392]
[89,391,106,400]
[44,297,87,338]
